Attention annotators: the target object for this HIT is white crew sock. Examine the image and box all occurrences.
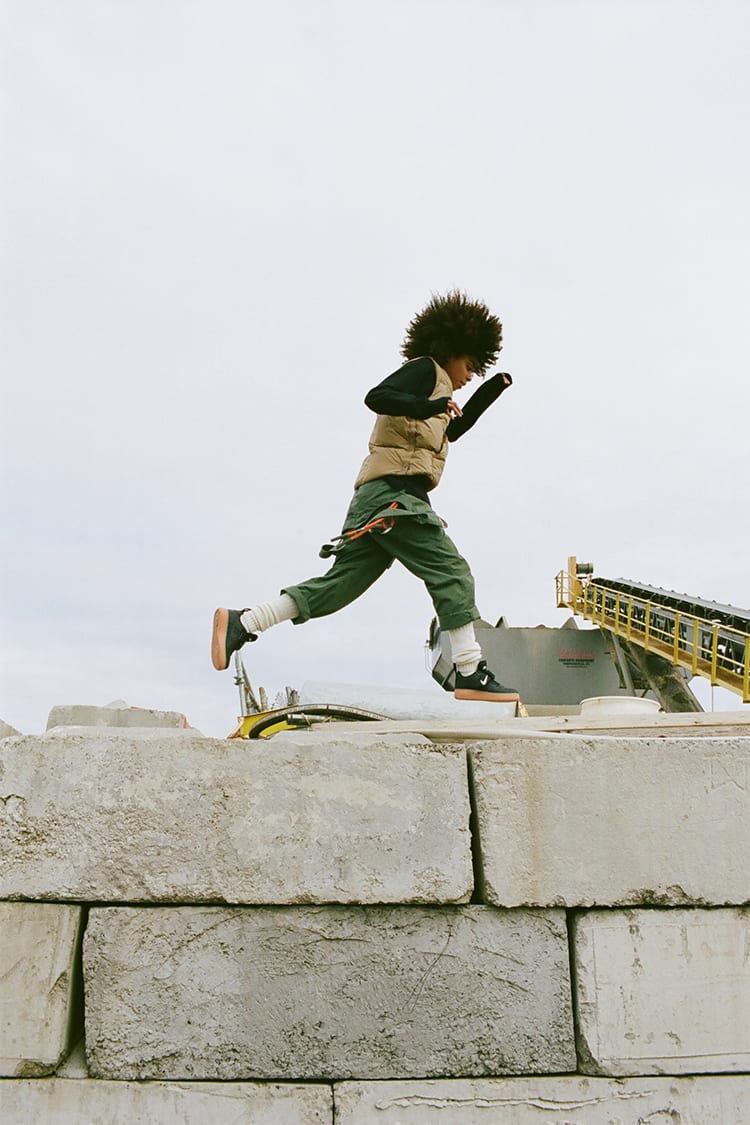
[447,622,482,675]
[241,594,298,635]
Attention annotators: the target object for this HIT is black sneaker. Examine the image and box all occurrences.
[211,608,257,671]
[454,660,519,702]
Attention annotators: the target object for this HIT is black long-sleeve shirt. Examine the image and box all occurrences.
[363,357,510,500]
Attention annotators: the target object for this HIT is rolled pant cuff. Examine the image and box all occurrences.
[437,607,481,631]
[280,585,311,625]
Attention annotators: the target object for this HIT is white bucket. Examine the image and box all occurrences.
[580,695,661,717]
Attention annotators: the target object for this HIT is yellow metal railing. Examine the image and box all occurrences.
[556,558,750,703]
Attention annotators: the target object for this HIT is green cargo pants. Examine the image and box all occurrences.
[283,479,480,631]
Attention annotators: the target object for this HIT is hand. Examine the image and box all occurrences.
[447,399,463,418]
[499,372,512,388]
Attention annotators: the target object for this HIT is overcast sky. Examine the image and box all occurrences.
[2,0,748,736]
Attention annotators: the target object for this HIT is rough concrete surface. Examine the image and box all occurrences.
[46,702,189,729]
[574,907,750,1075]
[0,730,472,903]
[83,905,575,1081]
[266,729,435,748]
[0,1079,331,1123]
[334,1076,750,1124]
[0,902,83,1076]
[470,735,750,906]
[55,1038,87,1078]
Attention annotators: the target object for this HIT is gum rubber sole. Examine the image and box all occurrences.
[211,607,230,670]
[454,688,520,702]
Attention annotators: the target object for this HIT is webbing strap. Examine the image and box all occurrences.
[319,502,402,558]
[342,501,400,542]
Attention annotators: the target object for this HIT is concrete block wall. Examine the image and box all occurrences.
[2,723,750,1122]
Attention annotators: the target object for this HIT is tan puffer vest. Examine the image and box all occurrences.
[354,359,453,491]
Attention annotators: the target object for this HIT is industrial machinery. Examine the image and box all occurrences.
[556,557,750,707]
[227,652,386,738]
[428,558,749,713]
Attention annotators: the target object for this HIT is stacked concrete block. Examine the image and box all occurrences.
[573,907,750,1075]
[5,720,750,1117]
[335,1071,750,1125]
[46,702,190,729]
[83,905,575,1080]
[0,1079,331,1124]
[0,903,83,1076]
[0,730,472,904]
[470,735,750,906]
[334,1077,750,1124]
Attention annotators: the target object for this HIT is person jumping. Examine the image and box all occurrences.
[212,290,519,702]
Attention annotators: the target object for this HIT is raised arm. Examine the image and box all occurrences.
[447,372,512,441]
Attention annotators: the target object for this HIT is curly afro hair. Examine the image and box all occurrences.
[401,290,502,376]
